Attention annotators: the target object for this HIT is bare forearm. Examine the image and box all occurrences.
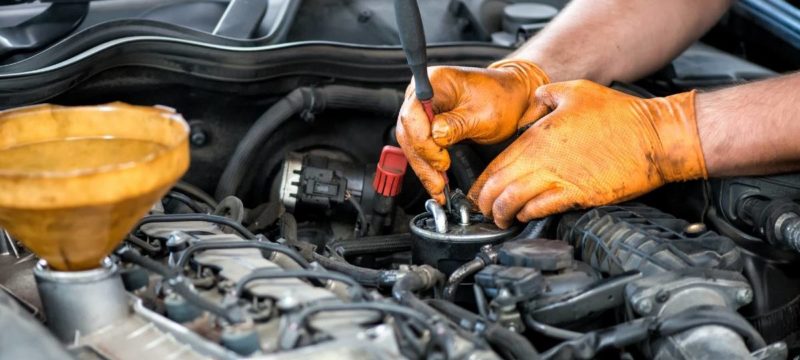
[697,73,800,176]
[509,0,732,84]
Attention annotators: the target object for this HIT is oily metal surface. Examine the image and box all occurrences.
[409,213,518,243]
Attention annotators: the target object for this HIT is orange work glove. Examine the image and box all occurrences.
[395,59,550,204]
[469,80,708,229]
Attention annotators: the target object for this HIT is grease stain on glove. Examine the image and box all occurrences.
[468,80,707,228]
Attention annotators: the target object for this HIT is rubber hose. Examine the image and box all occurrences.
[216,88,308,200]
[215,85,402,199]
[173,181,218,208]
[315,86,402,114]
[176,240,310,269]
[331,233,412,257]
[427,299,540,360]
[311,253,398,288]
[233,268,367,301]
[392,271,460,359]
[137,214,255,239]
[165,192,206,213]
[443,258,485,301]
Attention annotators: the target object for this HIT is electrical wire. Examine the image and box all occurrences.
[346,193,368,237]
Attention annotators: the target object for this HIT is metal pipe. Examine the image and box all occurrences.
[425,199,448,234]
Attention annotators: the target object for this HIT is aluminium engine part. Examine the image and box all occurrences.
[410,198,518,276]
[33,258,129,343]
[528,269,640,325]
[126,215,475,358]
[557,204,773,359]
[626,268,753,318]
[625,268,765,360]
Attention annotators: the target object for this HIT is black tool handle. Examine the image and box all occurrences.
[394,0,433,101]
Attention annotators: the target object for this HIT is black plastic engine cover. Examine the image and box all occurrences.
[557,204,742,276]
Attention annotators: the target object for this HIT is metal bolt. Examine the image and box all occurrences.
[735,288,753,305]
[190,128,208,147]
[684,223,707,235]
[634,298,653,314]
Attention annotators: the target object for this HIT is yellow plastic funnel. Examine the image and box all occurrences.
[0,103,189,271]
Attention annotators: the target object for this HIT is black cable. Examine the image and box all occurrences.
[164,191,206,213]
[233,268,367,301]
[136,214,256,239]
[278,302,441,356]
[117,249,245,324]
[176,240,310,269]
[173,181,218,208]
[347,195,368,237]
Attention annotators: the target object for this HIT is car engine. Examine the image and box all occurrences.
[1,1,800,359]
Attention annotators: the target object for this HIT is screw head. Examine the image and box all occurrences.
[635,298,653,314]
[190,126,208,147]
[736,288,753,305]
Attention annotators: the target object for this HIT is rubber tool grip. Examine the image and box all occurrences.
[394,0,433,101]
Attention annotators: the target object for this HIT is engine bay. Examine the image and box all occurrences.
[2,1,800,359]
